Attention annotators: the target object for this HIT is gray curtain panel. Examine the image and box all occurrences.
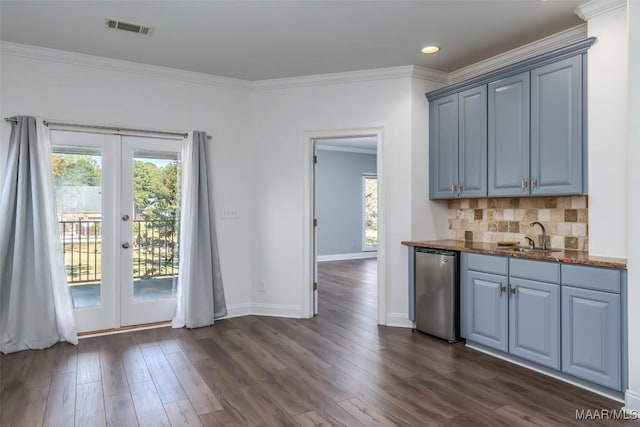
[0,116,78,353]
[172,130,227,328]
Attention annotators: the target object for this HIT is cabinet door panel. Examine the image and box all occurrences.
[459,85,487,198]
[488,72,530,197]
[531,56,583,195]
[429,94,459,199]
[509,278,560,369]
[562,286,621,390]
[467,270,508,352]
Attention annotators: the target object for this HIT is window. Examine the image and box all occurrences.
[363,174,378,251]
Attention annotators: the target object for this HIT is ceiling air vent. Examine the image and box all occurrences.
[105,18,154,36]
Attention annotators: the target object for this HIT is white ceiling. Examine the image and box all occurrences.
[317,137,377,152]
[0,0,587,81]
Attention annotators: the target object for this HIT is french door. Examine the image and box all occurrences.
[50,130,182,332]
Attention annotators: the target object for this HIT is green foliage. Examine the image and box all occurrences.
[52,154,101,186]
[364,176,378,246]
[133,160,179,222]
[133,160,180,278]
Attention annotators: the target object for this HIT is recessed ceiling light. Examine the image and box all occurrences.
[421,46,440,54]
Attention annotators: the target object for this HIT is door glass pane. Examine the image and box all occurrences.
[364,175,378,249]
[52,146,102,308]
[132,151,181,301]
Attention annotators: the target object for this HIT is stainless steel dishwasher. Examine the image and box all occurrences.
[414,248,459,342]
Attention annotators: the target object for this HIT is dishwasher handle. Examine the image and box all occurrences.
[415,248,457,257]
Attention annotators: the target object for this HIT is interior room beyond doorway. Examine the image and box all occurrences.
[314,136,378,322]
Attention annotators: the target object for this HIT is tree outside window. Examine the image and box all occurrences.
[363,175,377,250]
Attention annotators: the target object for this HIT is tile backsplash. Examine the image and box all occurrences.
[448,196,588,251]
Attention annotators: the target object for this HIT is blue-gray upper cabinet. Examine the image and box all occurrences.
[488,72,530,197]
[530,55,584,195]
[459,86,488,198]
[429,86,487,199]
[428,38,595,199]
[429,94,459,199]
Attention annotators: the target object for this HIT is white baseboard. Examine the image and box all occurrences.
[222,303,303,319]
[625,390,640,413]
[223,303,254,318]
[385,313,413,328]
[318,252,377,262]
[251,303,303,318]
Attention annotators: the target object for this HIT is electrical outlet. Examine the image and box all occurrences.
[220,208,240,219]
[258,281,265,292]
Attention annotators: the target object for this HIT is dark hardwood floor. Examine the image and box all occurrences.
[1,258,637,426]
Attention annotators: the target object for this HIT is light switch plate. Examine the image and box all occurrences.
[220,208,240,219]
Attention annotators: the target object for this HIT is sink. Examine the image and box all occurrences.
[504,247,561,254]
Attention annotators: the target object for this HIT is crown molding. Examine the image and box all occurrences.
[252,64,446,91]
[411,65,449,84]
[428,36,595,100]
[0,41,251,91]
[575,0,627,21]
[449,24,588,83]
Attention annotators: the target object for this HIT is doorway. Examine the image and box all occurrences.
[310,133,382,321]
[50,130,182,333]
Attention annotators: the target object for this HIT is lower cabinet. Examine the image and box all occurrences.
[509,278,560,369]
[467,270,508,352]
[562,286,621,390]
[465,256,560,369]
[461,252,625,394]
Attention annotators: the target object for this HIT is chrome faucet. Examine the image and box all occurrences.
[530,222,547,250]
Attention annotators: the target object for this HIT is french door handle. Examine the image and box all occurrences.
[122,242,130,249]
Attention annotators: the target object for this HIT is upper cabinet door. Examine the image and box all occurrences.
[488,72,530,197]
[530,56,584,195]
[458,85,487,198]
[429,94,459,199]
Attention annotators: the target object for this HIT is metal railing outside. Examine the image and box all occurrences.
[59,219,179,284]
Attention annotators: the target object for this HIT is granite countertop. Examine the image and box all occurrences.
[401,239,627,269]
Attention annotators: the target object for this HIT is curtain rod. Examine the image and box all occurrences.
[3,117,211,140]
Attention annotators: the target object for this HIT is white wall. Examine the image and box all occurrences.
[411,77,449,240]
[315,150,377,257]
[0,50,254,313]
[586,5,629,258]
[626,0,640,413]
[250,73,445,323]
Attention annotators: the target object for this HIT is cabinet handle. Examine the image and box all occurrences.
[510,285,516,297]
[531,178,538,189]
[499,284,506,296]
[521,178,528,191]
[458,184,463,194]
[451,184,456,193]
